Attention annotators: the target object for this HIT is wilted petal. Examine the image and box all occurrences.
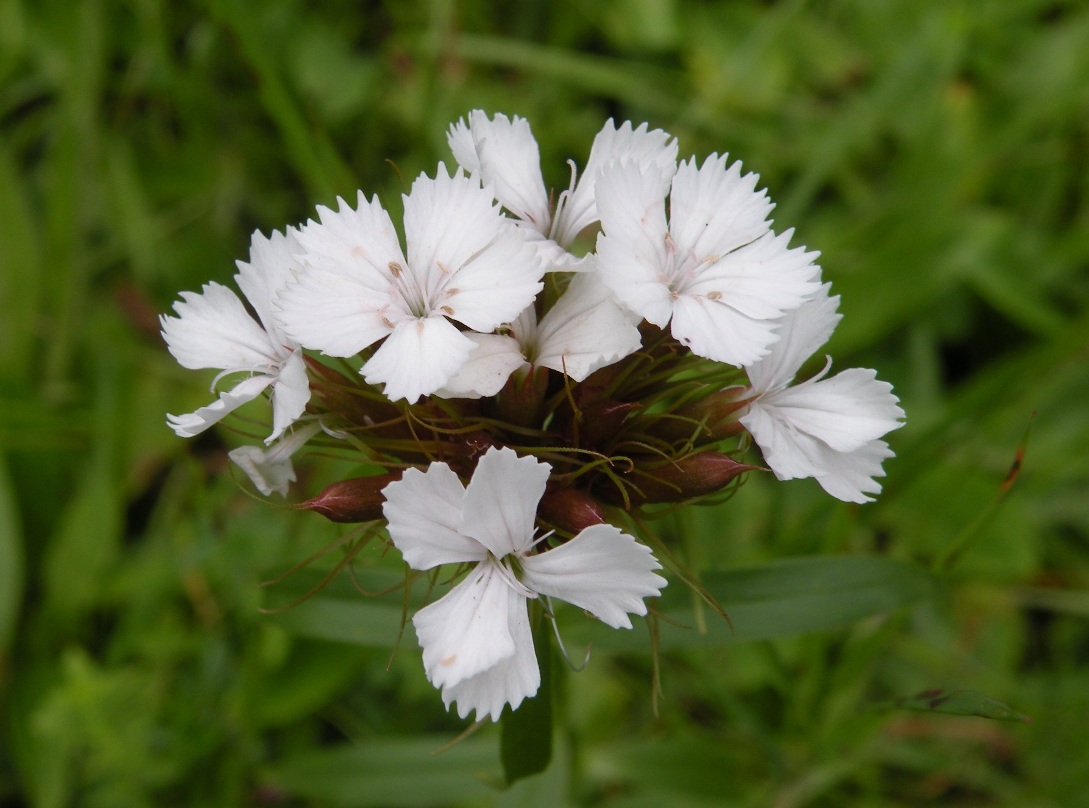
[439,591,540,722]
[382,463,486,569]
[166,374,272,438]
[459,447,550,558]
[229,421,321,496]
[521,524,666,630]
[414,561,520,689]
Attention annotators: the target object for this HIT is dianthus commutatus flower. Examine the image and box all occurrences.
[382,446,667,721]
[161,227,310,443]
[739,284,905,502]
[448,111,678,270]
[275,164,545,403]
[595,154,822,368]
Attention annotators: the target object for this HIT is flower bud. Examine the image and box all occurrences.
[495,366,550,428]
[304,356,406,435]
[657,387,752,443]
[537,487,606,535]
[605,452,762,506]
[296,472,403,523]
[576,398,641,449]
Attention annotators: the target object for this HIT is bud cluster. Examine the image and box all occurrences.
[161,111,905,720]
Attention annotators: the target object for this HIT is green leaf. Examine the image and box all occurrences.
[501,613,553,785]
[0,452,24,652]
[889,689,1031,723]
[264,737,502,806]
[563,556,936,650]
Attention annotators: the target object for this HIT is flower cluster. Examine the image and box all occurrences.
[162,111,904,721]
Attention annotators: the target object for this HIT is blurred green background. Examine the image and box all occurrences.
[2,0,1089,805]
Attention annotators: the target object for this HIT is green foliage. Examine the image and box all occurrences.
[3,0,1089,805]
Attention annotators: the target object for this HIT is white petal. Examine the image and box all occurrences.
[229,445,297,497]
[436,333,526,399]
[670,293,782,368]
[668,154,773,259]
[166,374,272,438]
[234,226,304,346]
[161,282,279,371]
[228,421,321,497]
[268,349,311,443]
[754,368,905,453]
[534,273,642,381]
[447,116,481,174]
[814,440,895,503]
[402,167,544,332]
[745,283,841,393]
[742,399,897,503]
[414,561,520,689]
[382,463,486,569]
[671,231,822,366]
[439,592,539,722]
[521,524,666,629]
[739,401,830,481]
[594,162,675,327]
[684,230,822,322]
[552,119,678,247]
[464,110,551,233]
[277,192,406,356]
[439,228,543,333]
[459,447,550,558]
[361,316,476,404]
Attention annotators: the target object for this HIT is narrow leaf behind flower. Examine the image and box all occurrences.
[886,689,1031,723]
[501,613,553,785]
[561,556,936,650]
[0,454,23,652]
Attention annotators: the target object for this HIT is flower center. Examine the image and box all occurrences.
[488,554,537,600]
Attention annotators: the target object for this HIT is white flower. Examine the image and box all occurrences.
[275,165,544,404]
[162,228,310,443]
[595,155,822,367]
[228,421,323,496]
[438,271,642,398]
[739,284,905,503]
[448,111,678,270]
[382,446,666,722]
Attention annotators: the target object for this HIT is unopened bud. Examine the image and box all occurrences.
[659,387,752,442]
[577,399,640,449]
[609,452,762,506]
[304,356,406,434]
[297,472,403,523]
[495,366,549,428]
[537,488,606,535]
